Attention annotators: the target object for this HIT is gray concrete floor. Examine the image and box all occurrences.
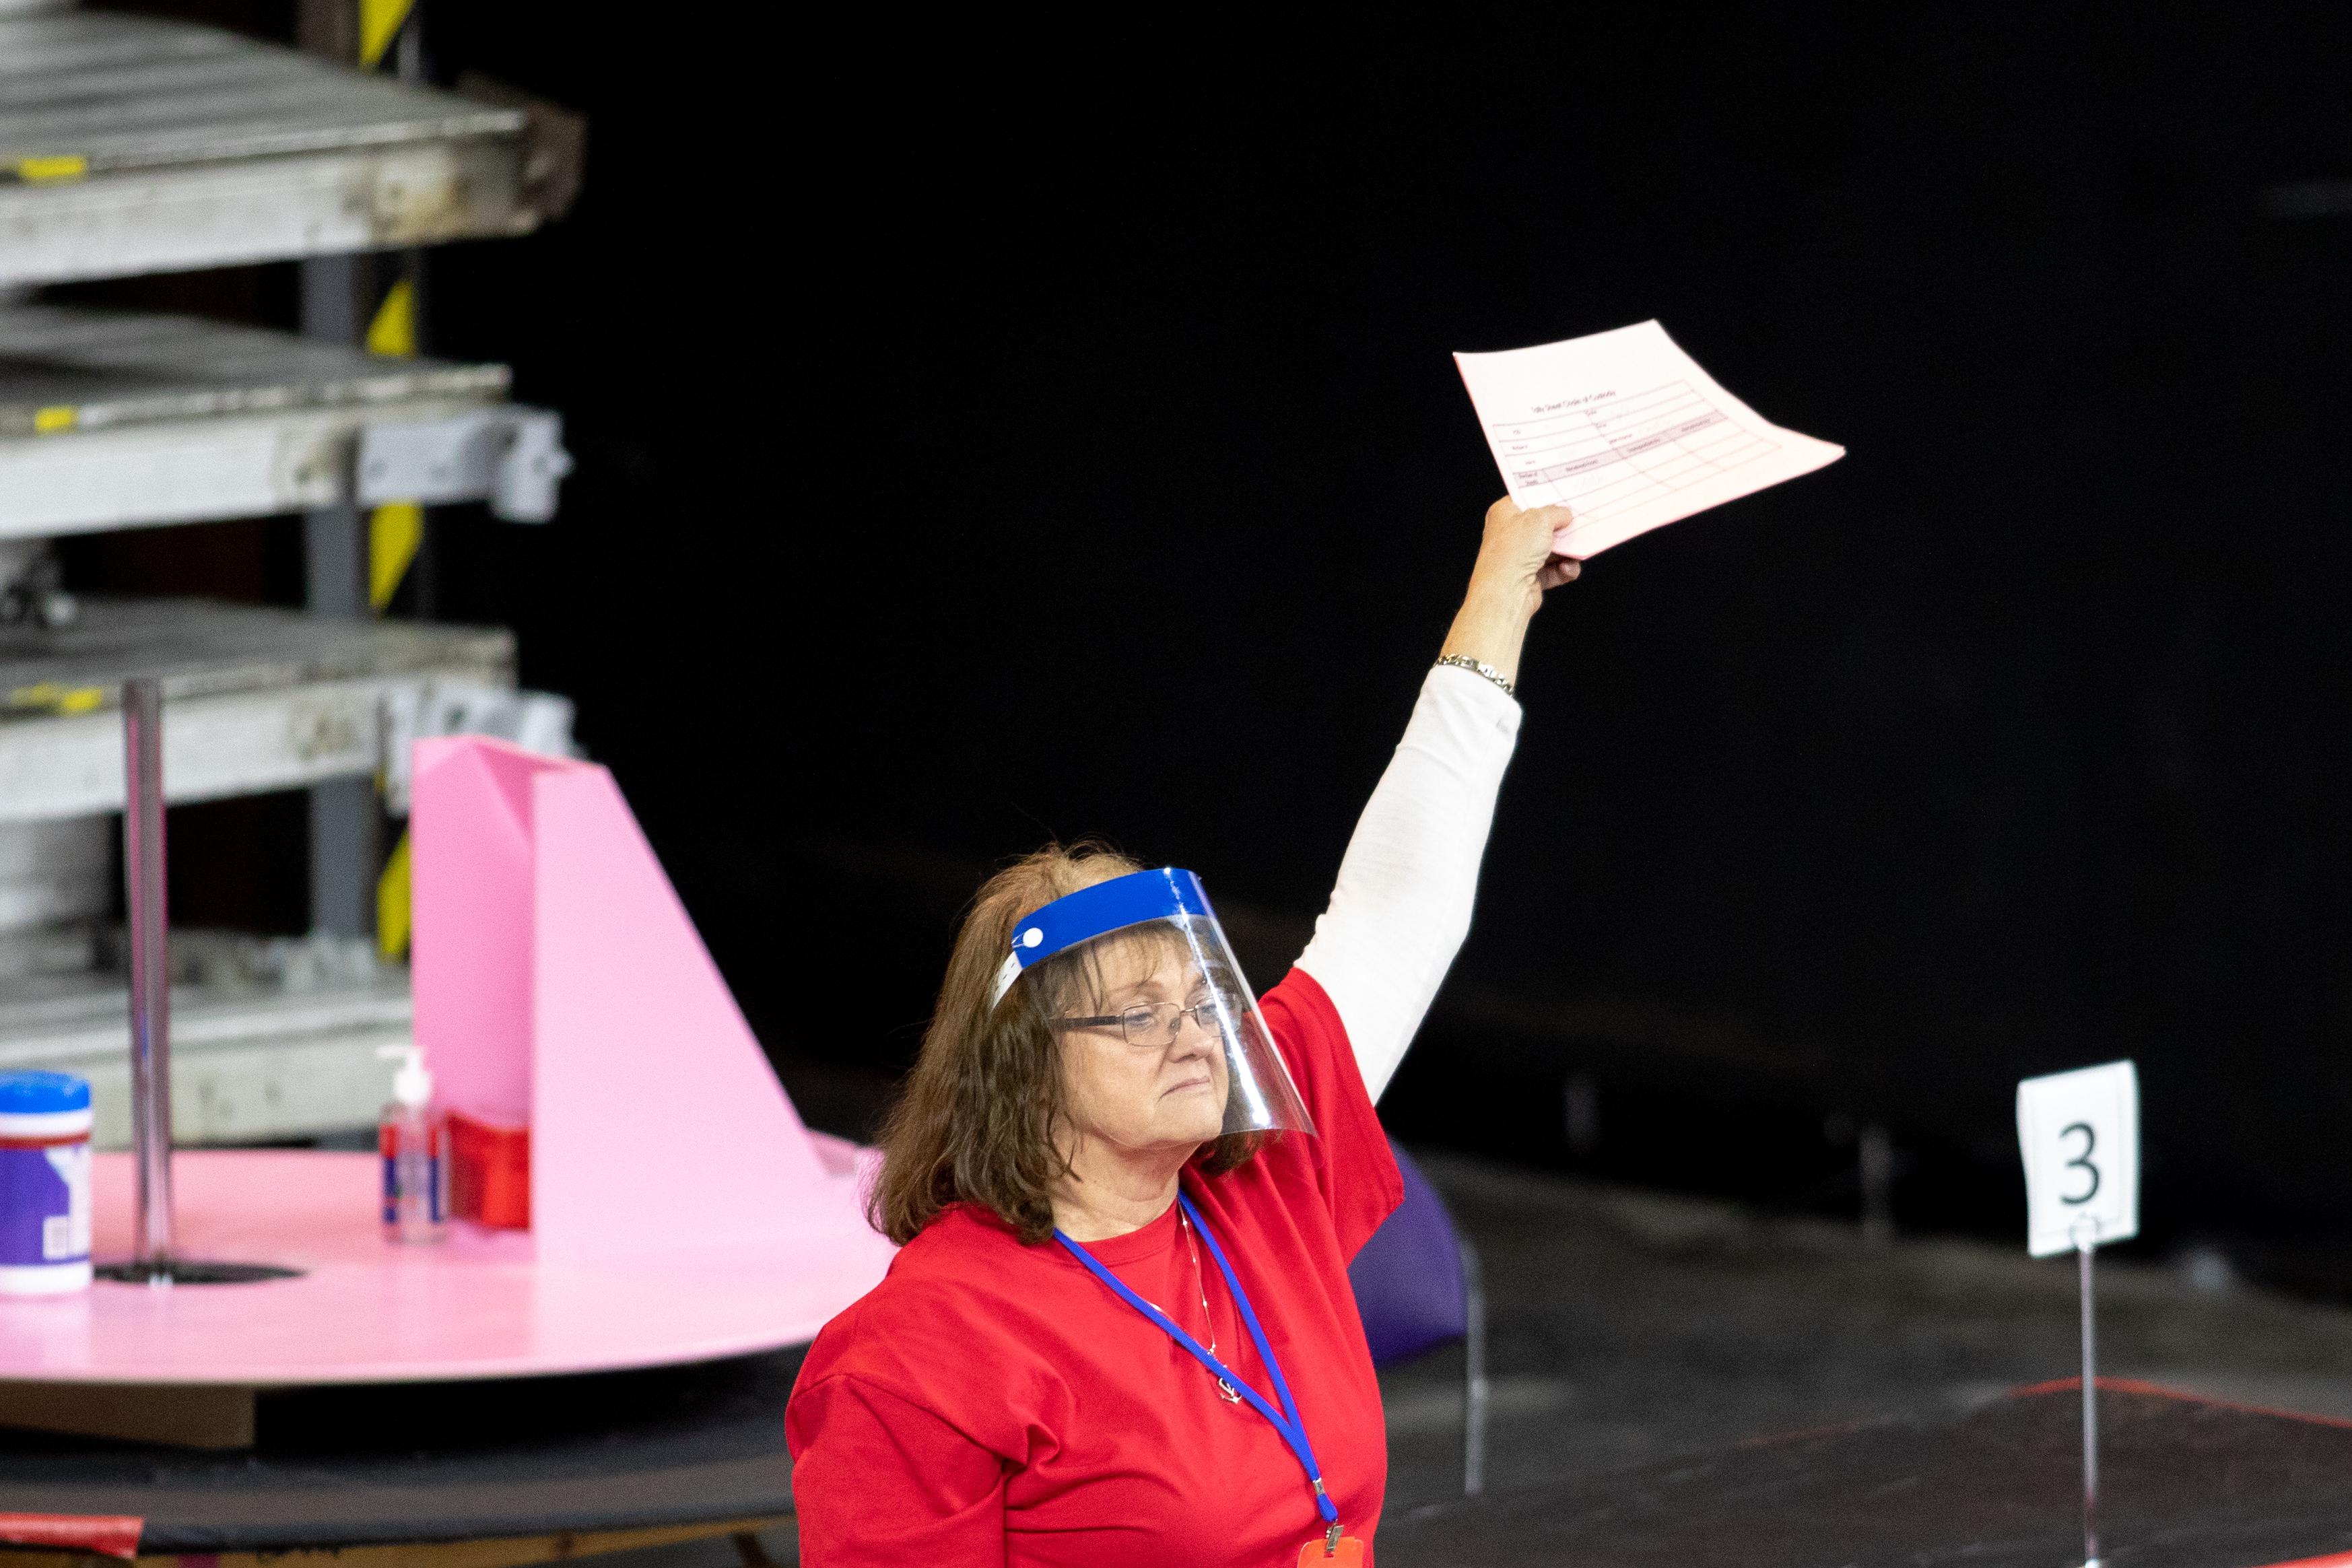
[1379,1151,2352,1514]
[591,1150,2352,1563]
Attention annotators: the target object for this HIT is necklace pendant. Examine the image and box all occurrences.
[1217,1377,1242,1404]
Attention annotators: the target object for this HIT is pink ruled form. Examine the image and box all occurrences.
[1454,320,1843,559]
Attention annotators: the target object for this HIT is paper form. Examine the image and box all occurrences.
[1454,321,1843,559]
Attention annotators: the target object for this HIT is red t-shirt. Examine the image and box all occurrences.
[786,967,1404,1566]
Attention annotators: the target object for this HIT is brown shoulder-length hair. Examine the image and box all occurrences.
[868,842,1261,1246]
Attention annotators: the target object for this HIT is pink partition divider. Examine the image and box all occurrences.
[411,737,566,1123]
[0,739,893,1392]
[413,737,873,1267]
[531,763,833,1258]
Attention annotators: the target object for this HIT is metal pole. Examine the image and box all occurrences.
[2079,1237,2099,1568]
[1460,1235,1488,1498]
[122,679,173,1277]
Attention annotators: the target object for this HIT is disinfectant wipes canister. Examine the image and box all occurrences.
[0,1072,92,1295]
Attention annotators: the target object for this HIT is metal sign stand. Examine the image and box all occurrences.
[2077,1227,2099,1568]
[122,678,174,1283]
[2017,1061,2138,1568]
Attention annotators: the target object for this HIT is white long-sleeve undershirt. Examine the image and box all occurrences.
[1293,663,1522,1102]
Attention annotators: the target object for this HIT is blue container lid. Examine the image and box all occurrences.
[0,1072,90,1114]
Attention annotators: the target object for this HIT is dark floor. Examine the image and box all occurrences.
[599,1150,2352,1565]
[1378,1152,2352,1511]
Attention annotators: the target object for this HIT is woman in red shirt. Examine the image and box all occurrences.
[787,497,1579,1565]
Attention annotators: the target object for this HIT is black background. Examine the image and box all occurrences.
[83,6,2352,1271]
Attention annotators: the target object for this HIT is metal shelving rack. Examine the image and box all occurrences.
[0,304,566,535]
[0,12,552,285]
[0,0,574,1148]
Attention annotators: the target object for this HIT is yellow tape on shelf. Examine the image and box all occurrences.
[366,279,416,358]
[366,279,423,609]
[15,155,86,184]
[6,683,104,715]
[370,502,424,611]
[378,829,413,961]
[358,0,416,70]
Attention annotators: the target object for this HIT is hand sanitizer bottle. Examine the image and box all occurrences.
[377,1044,448,1243]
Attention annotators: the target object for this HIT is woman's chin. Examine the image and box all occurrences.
[1153,1101,1225,1146]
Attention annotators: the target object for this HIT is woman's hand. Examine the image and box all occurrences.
[1438,498,1580,690]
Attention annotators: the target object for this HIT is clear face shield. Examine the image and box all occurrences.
[993,868,1316,1140]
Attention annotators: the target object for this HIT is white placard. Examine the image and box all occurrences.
[2015,1060,2139,1258]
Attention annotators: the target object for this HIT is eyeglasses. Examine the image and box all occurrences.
[1056,999,1223,1046]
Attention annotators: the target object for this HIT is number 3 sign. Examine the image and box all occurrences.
[2016,1060,2139,1258]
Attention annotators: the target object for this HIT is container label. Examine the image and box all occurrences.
[0,1144,88,1266]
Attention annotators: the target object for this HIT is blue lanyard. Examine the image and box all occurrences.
[1054,1192,1341,1536]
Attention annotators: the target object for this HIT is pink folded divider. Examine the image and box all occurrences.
[0,738,888,1395]
[411,737,863,1261]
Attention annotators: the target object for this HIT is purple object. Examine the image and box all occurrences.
[1349,1136,1487,1493]
[0,1071,92,1295]
[1350,1140,1469,1364]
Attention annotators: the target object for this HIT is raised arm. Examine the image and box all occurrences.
[1294,499,1577,1100]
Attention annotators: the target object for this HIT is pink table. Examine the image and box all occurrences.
[0,1145,893,1386]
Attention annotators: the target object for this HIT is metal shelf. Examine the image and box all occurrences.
[0,12,543,285]
[0,304,567,536]
[0,961,407,1148]
[0,595,513,823]
[0,9,564,1153]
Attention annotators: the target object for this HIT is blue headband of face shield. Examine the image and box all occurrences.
[990,867,1215,1009]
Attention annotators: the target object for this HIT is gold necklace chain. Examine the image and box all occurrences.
[1180,1208,1244,1404]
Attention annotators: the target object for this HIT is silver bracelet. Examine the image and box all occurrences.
[1434,654,1515,698]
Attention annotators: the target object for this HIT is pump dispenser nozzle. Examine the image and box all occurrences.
[377,1043,434,1110]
